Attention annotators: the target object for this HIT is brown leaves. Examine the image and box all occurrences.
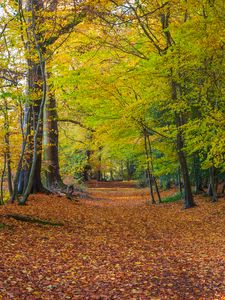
[0,182,225,299]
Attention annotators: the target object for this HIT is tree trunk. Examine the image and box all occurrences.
[110,169,114,181]
[177,167,183,194]
[144,135,155,204]
[153,176,161,203]
[97,147,102,181]
[0,154,6,205]
[147,134,161,203]
[176,127,195,208]
[18,0,47,204]
[44,92,65,191]
[17,61,45,197]
[172,80,195,209]
[83,150,91,181]
[3,100,13,197]
[207,166,218,202]
[222,181,225,195]
[193,153,204,194]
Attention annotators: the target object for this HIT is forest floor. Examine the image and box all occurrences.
[0,181,225,300]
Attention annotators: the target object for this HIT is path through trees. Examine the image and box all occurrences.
[0,182,225,299]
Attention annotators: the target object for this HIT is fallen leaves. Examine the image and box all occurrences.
[0,181,225,299]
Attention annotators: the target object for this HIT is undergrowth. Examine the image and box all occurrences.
[162,192,183,203]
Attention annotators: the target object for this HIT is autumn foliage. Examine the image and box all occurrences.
[0,181,225,299]
[0,1,225,298]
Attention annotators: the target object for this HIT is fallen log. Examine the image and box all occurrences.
[3,214,63,226]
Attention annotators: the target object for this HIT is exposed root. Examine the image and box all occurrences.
[3,214,63,226]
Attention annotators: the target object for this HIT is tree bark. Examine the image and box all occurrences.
[144,135,156,204]
[0,154,6,205]
[44,91,65,191]
[3,99,13,197]
[176,127,195,208]
[146,134,161,203]
[18,0,47,204]
[172,81,196,209]
[207,166,218,202]
[17,58,45,197]
[193,153,204,194]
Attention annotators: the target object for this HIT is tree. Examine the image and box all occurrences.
[11,0,87,203]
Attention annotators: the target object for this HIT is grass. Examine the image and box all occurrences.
[0,223,6,229]
[162,192,183,203]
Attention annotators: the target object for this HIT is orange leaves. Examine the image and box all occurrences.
[0,182,225,299]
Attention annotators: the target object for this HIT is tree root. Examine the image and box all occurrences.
[3,214,63,226]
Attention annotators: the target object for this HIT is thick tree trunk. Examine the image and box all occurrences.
[176,128,195,208]
[207,166,218,202]
[18,0,47,204]
[44,93,65,191]
[177,167,183,194]
[14,0,84,203]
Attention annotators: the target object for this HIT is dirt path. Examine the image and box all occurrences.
[0,181,225,299]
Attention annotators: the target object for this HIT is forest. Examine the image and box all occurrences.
[0,0,225,299]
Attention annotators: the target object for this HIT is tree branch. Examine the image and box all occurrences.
[58,119,95,132]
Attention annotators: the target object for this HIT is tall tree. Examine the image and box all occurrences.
[12,0,87,203]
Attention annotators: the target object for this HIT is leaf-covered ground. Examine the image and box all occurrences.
[0,181,225,300]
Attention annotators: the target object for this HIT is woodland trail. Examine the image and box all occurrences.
[0,181,225,300]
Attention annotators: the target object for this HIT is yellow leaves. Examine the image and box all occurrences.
[13,253,26,261]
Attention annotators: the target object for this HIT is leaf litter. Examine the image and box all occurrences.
[0,181,225,299]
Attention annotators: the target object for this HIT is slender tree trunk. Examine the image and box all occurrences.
[11,106,30,202]
[171,80,195,209]
[0,154,7,205]
[193,153,204,194]
[153,176,161,203]
[144,135,155,204]
[97,147,102,181]
[83,150,91,181]
[147,134,161,203]
[222,181,225,195]
[6,148,13,197]
[3,100,13,197]
[17,62,45,197]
